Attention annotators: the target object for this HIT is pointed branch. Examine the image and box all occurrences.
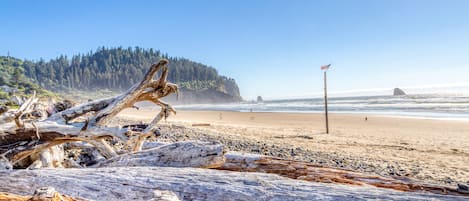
[91,59,169,127]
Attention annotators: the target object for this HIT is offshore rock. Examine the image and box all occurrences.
[393,88,406,96]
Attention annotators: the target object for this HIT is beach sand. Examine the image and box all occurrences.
[118,109,469,186]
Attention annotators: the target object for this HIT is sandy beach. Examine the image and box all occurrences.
[118,109,469,186]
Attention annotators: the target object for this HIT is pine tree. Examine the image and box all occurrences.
[16,47,239,98]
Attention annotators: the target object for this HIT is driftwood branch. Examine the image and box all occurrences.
[218,152,469,197]
[0,59,178,168]
[0,91,38,127]
[91,59,171,127]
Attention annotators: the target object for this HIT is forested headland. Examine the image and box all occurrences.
[1,47,242,104]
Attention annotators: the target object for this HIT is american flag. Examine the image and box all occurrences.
[321,64,331,70]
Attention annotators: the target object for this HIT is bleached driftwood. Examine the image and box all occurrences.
[0,186,83,201]
[28,145,65,169]
[47,60,177,129]
[0,91,38,127]
[0,59,178,168]
[0,121,127,166]
[219,152,469,197]
[0,167,465,201]
[149,190,180,201]
[97,141,225,168]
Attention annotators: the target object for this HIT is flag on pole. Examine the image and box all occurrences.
[321,64,331,70]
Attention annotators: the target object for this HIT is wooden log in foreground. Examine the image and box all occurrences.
[0,142,467,199]
[0,167,465,201]
[218,152,469,197]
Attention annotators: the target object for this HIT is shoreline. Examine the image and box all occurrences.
[117,109,469,187]
[173,108,469,122]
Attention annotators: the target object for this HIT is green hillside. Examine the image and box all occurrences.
[0,56,55,104]
[19,47,241,103]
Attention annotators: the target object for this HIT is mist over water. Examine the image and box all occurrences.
[175,85,469,120]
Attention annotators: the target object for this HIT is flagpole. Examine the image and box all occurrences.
[324,70,329,134]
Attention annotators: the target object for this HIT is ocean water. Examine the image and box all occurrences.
[174,94,469,120]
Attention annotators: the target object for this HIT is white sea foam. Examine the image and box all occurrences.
[175,93,469,120]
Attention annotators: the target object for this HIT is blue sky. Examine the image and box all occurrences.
[1,0,469,100]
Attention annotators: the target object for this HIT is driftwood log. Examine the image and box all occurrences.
[0,59,178,168]
[219,152,469,197]
[0,167,465,201]
[97,141,225,168]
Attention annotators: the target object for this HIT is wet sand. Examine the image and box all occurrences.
[118,109,469,186]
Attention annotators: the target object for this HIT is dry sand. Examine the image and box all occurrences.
[118,109,469,186]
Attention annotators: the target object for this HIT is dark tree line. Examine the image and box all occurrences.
[20,47,240,97]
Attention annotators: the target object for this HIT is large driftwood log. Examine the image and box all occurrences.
[97,141,225,168]
[218,152,469,197]
[0,59,178,168]
[0,167,465,201]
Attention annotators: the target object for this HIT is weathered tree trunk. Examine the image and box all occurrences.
[97,141,225,168]
[218,152,469,196]
[0,59,178,168]
[0,167,465,201]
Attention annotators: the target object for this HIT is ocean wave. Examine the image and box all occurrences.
[174,94,469,119]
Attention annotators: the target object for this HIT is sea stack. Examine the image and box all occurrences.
[257,96,264,102]
[393,88,406,96]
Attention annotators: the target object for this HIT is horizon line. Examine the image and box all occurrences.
[256,82,469,101]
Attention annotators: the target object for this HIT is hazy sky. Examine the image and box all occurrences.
[1,0,469,100]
